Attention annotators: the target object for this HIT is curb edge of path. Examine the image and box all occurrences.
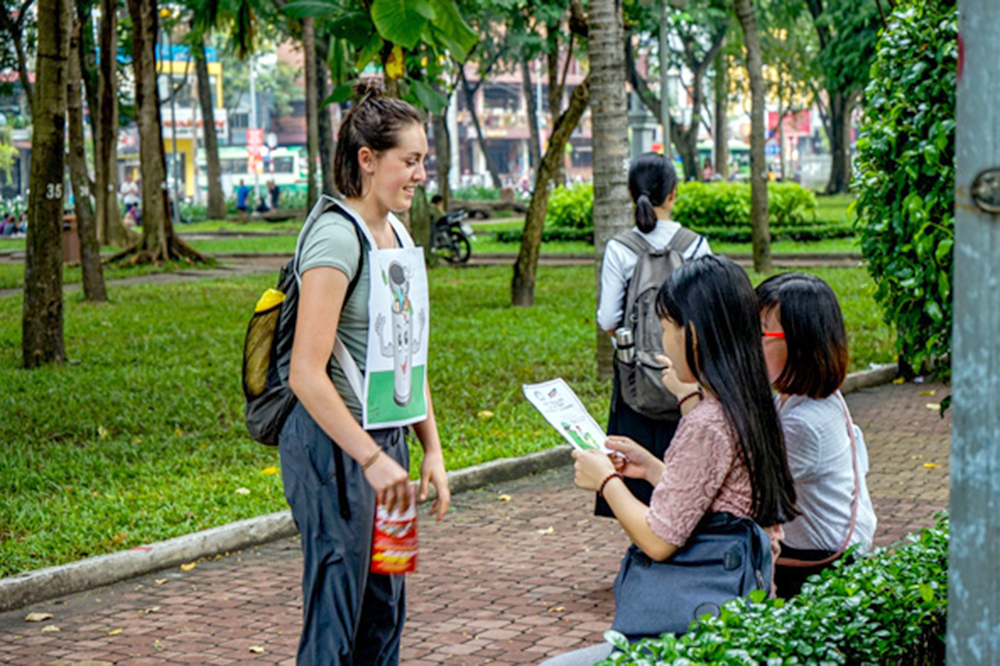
[0,363,897,613]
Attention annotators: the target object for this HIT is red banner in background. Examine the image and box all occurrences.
[767,110,811,135]
[247,128,263,174]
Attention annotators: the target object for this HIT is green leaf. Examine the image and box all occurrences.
[371,0,432,49]
[356,33,385,73]
[425,0,478,61]
[918,581,934,603]
[408,79,449,114]
[322,82,356,107]
[283,0,339,19]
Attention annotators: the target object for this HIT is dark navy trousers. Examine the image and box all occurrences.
[279,403,409,666]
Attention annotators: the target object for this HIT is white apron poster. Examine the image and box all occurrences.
[363,246,429,429]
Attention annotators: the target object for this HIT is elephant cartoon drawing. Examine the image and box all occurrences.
[375,261,425,406]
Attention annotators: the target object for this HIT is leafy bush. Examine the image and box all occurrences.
[546,184,595,231]
[853,0,956,377]
[673,182,818,229]
[600,517,949,665]
[494,227,594,244]
[453,185,501,201]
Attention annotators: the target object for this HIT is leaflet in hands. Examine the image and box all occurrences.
[523,378,611,454]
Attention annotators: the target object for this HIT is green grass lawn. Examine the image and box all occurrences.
[815,193,856,223]
[178,219,302,234]
[0,263,892,577]
[0,260,219,291]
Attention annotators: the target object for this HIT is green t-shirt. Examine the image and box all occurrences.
[298,211,369,421]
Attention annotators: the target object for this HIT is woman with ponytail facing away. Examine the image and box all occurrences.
[594,153,711,516]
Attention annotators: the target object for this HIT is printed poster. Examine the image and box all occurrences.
[363,246,429,429]
[523,378,611,453]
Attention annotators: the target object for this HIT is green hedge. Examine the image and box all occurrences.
[494,227,594,244]
[600,517,948,665]
[547,184,595,230]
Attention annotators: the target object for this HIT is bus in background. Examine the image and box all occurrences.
[196,145,308,201]
[696,142,751,181]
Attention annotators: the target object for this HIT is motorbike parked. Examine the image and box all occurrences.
[432,209,475,264]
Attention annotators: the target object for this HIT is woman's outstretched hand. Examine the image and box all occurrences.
[364,452,412,515]
[606,436,662,485]
[572,449,617,492]
[419,450,451,521]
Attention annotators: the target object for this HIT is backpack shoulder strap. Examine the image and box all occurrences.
[666,227,701,255]
[612,230,652,256]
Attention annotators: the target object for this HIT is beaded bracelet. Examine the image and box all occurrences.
[598,472,624,497]
[678,388,704,411]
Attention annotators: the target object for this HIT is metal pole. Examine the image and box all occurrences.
[659,0,671,160]
[165,18,182,228]
[948,0,1000,661]
[249,53,260,205]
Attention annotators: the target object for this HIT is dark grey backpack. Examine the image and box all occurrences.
[613,227,702,420]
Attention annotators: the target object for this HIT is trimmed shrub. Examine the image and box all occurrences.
[673,182,819,230]
[853,0,956,378]
[546,184,595,231]
[599,517,948,665]
[453,185,501,201]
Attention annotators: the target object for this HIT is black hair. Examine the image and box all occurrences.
[656,255,797,527]
[628,152,679,234]
[756,272,849,398]
[333,81,425,198]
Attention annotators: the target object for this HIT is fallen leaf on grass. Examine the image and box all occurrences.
[249,646,265,654]
[235,487,251,495]
[892,377,905,385]
[154,578,170,586]
[24,613,53,622]
[920,390,936,396]
[260,466,278,475]
[41,626,60,633]
[924,462,940,469]
[108,629,123,636]
[926,403,941,412]
[98,426,108,438]
[536,527,554,535]
[477,410,494,420]
[497,494,512,502]
[180,562,197,572]
[912,454,924,460]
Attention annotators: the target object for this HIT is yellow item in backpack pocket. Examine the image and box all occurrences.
[255,288,286,313]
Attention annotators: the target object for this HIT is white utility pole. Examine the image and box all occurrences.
[948,0,1000,661]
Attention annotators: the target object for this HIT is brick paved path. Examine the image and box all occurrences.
[0,381,950,666]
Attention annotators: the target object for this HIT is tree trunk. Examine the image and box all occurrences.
[432,109,451,208]
[193,29,226,220]
[119,0,205,265]
[713,48,728,180]
[94,0,127,246]
[520,59,542,177]
[6,9,33,116]
[546,33,567,187]
[76,3,99,140]
[317,56,337,196]
[23,0,69,368]
[459,68,503,189]
[826,91,851,194]
[303,18,319,204]
[734,0,771,274]
[588,0,632,378]
[511,78,590,307]
[68,15,107,302]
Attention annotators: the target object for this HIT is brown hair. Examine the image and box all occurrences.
[756,273,849,398]
[333,82,424,198]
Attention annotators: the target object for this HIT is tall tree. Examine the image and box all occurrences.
[734,0,771,274]
[458,65,503,189]
[0,0,36,116]
[588,0,631,377]
[119,0,205,264]
[712,46,728,180]
[625,0,729,180]
[803,0,880,193]
[520,58,542,176]
[316,54,337,196]
[303,17,319,204]
[511,78,590,306]
[68,12,107,301]
[191,27,227,220]
[22,0,69,367]
[94,0,129,245]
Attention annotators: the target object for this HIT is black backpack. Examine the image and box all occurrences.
[612,227,702,420]
[242,201,364,446]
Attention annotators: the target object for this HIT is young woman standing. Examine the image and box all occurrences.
[594,153,711,515]
[280,88,450,665]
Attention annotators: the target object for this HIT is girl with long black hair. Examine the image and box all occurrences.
[545,256,797,666]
